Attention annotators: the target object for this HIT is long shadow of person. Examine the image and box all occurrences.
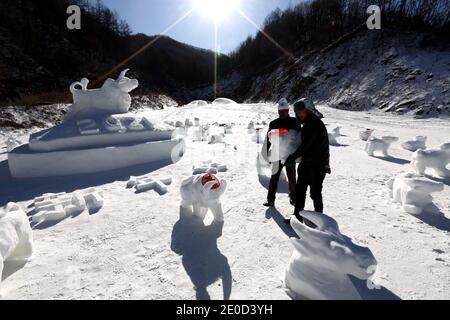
[171,207,232,300]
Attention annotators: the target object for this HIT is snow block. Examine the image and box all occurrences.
[127,175,172,194]
[402,136,427,152]
[1,202,34,285]
[285,211,377,300]
[208,134,225,144]
[83,191,104,212]
[389,172,444,215]
[180,174,227,222]
[411,143,450,178]
[193,161,228,175]
[365,136,398,157]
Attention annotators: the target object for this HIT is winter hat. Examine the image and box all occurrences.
[277,98,290,111]
[294,98,324,119]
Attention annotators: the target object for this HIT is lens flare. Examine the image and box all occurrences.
[193,0,240,22]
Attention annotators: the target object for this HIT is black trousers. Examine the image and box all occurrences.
[267,162,296,203]
[294,164,326,219]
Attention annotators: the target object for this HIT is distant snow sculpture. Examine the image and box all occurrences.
[248,121,255,133]
[411,143,450,178]
[208,134,225,144]
[0,203,34,285]
[285,211,377,300]
[388,172,444,215]
[360,129,374,141]
[328,128,341,146]
[64,69,139,121]
[365,136,398,157]
[193,161,228,175]
[402,136,427,152]
[180,173,227,222]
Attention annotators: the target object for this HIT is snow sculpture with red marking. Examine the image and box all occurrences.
[180,173,227,222]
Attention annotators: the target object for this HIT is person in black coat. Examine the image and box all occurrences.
[263,99,301,207]
[285,99,331,223]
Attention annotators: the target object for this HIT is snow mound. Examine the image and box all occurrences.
[213,98,236,105]
[285,211,377,300]
[223,124,233,134]
[388,172,444,215]
[180,174,227,222]
[402,136,427,152]
[411,143,450,178]
[193,161,228,175]
[359,129,375,141]
[365,136,398,157]
[127,175,172,194]
[267,129,302,165]
[65,69,139,121]
[328,127,341,146]
[1,203,34,284]
[188,100,209,107]
[331,126,341,136]
[32,189,104,224]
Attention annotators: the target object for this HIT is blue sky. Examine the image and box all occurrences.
[101,0,305,53]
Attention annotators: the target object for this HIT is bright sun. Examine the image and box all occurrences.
[193,0,240,22]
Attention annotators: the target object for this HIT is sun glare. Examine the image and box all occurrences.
[193,0,240,22]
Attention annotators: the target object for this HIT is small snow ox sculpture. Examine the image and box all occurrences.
[0,203,34,284]
[180,173,227,222]
[285,211,377,300]
[64,69,139,121]
[402,136,427,152]
[365,136,398,157]
[388,172,444,215]
[411,143,450,178]
[359,129,374,141]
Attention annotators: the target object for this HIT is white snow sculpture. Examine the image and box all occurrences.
[185,119,193,127]
[267,129,302,165]
[224,125,233,134]
[365,136,399,157]
[388,172,444,215]
[127,175,172,194]
[331,126,341,136]
[248,121,255,133]
[64,69,139,121]
[285,211,377,300]
[208,134,225,144]
[328,130,341,146]
[32,189,104,224]
[411,143,450,178]
[360,129,374,141]
[180,173,227,222]
[192,125,210,142]
[194,118,200,126]
[252,128,266,144]
[0,203,34,284]
[175,121,184,128]
[402,136,427,152]
[193,161,228,175]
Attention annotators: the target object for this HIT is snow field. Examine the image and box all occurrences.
[0,103,449,299]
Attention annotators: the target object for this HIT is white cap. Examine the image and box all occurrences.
[277,98,289,111]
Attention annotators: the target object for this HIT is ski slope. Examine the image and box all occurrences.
[0,103,449,300]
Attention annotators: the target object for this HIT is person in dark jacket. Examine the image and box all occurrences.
[285,98,330,223]
[263,99,301,207]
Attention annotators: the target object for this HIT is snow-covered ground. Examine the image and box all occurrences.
[0,103,449,300]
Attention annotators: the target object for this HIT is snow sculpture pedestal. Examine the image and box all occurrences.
[8,70,185,178]
[285,211,377,300]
